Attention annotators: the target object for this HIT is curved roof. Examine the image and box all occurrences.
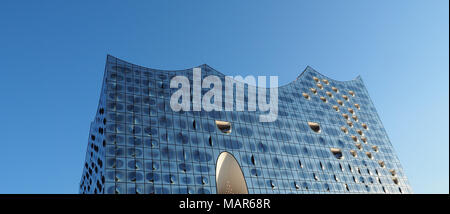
[106,54,362,89]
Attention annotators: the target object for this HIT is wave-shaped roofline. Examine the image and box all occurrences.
[106,54,362,88]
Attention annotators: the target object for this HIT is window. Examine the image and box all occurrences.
[361,136,367,143]
[347,121,353,127]
[351,135,358,142]
[330,148,344,159]
[348,108,354,114]
[389,169,397,176]
[361,123,368,130]
[322,79,329,85]
[317,83,323,90]
[355,143,362,150]
[354,103,360,109]
[342,113,349,120]
[352,115,358,121]
[332,87,339,93]
[350,150,358,157]
[342,95,349,101]
[313,76,320,82]
[310,88,317,95]
[366,152,373,159]
[378,160,386,168]
[326,91,333,97]
[356,129,363,135]
[349,90,355,96]
[320,97,327,103]
[302,93,310,99]
[392,177,399,185]
[332,105,339,112]
[372,146,379,152]
[341,126,348,134]
[308,122,321,133]
[215,120,232,134]
[337,100,344,106]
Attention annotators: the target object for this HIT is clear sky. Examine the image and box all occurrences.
[0,0,448,194]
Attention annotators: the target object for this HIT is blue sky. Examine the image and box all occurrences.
[0,0,448,193]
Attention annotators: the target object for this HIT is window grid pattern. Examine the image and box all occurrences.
[79,55,412,194]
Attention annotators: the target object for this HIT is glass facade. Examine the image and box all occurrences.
[79,55,412,194]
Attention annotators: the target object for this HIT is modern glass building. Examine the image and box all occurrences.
[79,55,412,194]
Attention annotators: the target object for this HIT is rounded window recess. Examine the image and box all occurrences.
[354,103,360,110]
[378,160,386,168]
[372,145,379,152]
[349,91,355,96]
[347,121,354,127]
[350,150,358,157]
[342,113,349,120]
[348,108,354,114]
[332,87,339,93]
[316,83,323,90]
[366,152,374,159]
[308,122,321,133]
[313,76,320,83]
[337,100,344,106]
[389,169,397,176]
[392,177,399,185]
[326,91,333,97]
[351,135,358,142]
[302,93,310,100]
[216,152,248,194]
[355,143,363,150]
[361,136,367,143]
[322,79,329,85]
[310,88,317,95]
[215,120,232,134]
[356,129,363,135]
[332,105,339,112]
[341,126,348,134]
[352,115,358,121]
[361,123,368,130]
[342,95,349,101]
[320,97,327,103]
[330,148,344,160]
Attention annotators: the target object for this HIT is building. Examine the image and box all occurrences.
[79,55,412,194]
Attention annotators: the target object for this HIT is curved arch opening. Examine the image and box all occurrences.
[332,87,339,93]
[216,152,248,194]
